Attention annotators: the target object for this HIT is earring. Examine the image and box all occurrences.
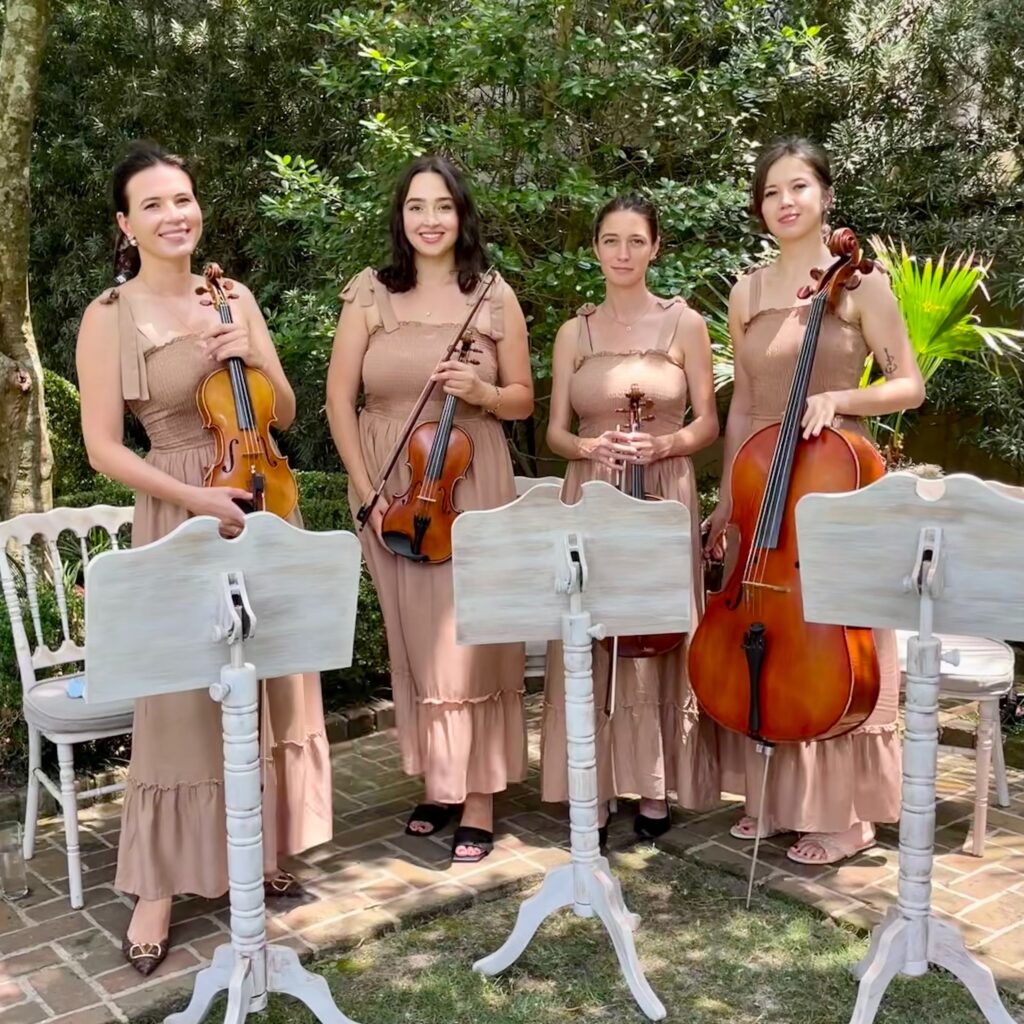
[127,235,138,247]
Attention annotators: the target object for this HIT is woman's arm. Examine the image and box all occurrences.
[325,297,374,505]
[654,307,719,459]
[77,298,247,530]
[802,271,925,436]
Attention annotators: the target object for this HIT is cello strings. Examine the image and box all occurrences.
[748,293,826,588]
[743,291,828,591]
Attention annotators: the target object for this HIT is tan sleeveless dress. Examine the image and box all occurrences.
[540,300,720,809]
[340,268,526,805]
[717,268,901,833]
[106,288,332,900]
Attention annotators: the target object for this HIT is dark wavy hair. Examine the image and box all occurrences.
[751,136,832,229]
[376,155,488,294]
[592,193,660,244]
[111,140,197,283]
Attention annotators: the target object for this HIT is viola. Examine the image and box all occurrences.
[196,264,298,519]
[602,384,684,659]
[688,229,883,744]
[358,272,497,564]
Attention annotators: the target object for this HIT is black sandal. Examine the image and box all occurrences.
[405,803,459,837]
[121,934,169,976]
[451,826,494,864]
[598,802,614,851]
[634,801,672,840]
[264,871,308,900]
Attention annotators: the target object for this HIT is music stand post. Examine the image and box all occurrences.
[85,513,364,1024]
[452,480,696,1021]
[795,473,1023,1024]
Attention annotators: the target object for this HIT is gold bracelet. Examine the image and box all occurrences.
[489,384,502,418]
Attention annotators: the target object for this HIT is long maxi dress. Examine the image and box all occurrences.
[716,268,902,833]
[108,288,333,900]
[540,300,720,810]
[341,268,527,805]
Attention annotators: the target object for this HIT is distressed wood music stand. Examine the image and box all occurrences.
[452,479,695,1021]
[84,513,363,1024]
[795,472,1023,1024]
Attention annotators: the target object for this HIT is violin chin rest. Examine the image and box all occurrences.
[382,531,431,563]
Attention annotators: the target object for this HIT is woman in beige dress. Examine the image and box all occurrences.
[704,137,925,864]
[326,155,533,863]
[542,195,720,843]
[77,142,332,973]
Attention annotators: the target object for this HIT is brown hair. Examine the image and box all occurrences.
[111,140,197,283]
[751,137,832,229]
[593,193,659,244]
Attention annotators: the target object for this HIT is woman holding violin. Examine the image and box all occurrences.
[327,155,533,863]
[542,195,720,842]
[702,137,924,865]
[77,142,332,973]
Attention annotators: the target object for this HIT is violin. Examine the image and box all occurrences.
[602,384,684,659]
[358,272,497,563]
[195,264,298,519]
[688,229,883,744]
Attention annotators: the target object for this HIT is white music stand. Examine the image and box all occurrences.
[795,472,1024,1024]
[84,513,363,1024]
[452,479,694,1021]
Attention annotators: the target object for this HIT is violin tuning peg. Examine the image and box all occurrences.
[227,293,239,300]
[796,286,814,300]
[844,275,862,291]
[858,258,876,274]
[199,298,213,306]
[468,359,481,366]
[809,267,823,280]
[194,286,207,295]
[223,279,235,289]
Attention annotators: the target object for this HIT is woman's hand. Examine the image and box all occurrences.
[432,360,490,406]
[186,485,250,537]
[577,430,638,470]
[802,392,839,439]
[624,431,671,464]
[362,500,387,548]
[702,500,732,560]
[201,321,262,369]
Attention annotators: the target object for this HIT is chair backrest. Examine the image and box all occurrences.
[0,505,134,691]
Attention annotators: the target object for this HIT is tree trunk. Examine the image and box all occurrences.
[0,0,53,520]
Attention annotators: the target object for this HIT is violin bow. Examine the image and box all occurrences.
[356,270,498,530]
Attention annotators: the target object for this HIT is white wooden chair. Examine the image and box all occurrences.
[895,630,1013,856]
[0,504,135,907]
[514,476,564,679]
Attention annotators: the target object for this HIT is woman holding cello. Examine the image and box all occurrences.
[77,142,331,972]
[701,137,924,865]
[327,155,533,863]
[542,195,720,842]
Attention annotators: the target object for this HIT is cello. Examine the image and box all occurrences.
[196,264,298,519]
[602,384,684,659]
[688,229,883,745]
[358,272,497,563]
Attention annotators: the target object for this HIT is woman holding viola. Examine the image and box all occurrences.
[541,194,721,842]
[326,155,534,864]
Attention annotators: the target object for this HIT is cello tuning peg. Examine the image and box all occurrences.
[844,275,862,291]
[194,286,207,295]
[809,267,824,280]
[199,298,213,306]
[796,285,814,300]
[468,359,481,366]
[227,293,239,300]
[223,279,235,289]
[858,258,876,274]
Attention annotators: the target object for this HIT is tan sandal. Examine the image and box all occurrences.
[786,829,876,866]
[264,871,308,899]
[729,815,786,841]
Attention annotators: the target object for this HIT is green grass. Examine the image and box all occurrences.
[149,848,1024,1024]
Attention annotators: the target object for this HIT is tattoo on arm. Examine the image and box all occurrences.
[882,347,898,376]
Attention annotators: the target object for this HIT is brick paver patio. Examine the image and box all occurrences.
[1,695,1023,1022]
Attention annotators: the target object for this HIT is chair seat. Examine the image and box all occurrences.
[24,675,134,735]
[895,631,1015,698]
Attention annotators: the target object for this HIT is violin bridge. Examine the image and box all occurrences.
[415,495,438,503]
